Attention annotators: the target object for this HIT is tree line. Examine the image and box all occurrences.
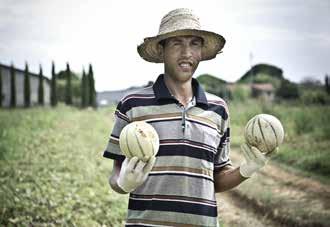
[0,62,96,108]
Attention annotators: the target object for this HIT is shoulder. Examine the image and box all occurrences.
[204,92,229,119]
[120,86,155,104]
[116,86,156,114]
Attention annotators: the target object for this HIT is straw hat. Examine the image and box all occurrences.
[137,8,226,63]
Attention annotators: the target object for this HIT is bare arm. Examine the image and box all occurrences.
[109,160,128,194]
[214,165,247,193]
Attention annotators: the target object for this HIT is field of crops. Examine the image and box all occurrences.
[0,105,126,226]
[229,100,330,181]
[0,101,329,225]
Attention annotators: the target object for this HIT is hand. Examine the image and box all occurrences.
[239,143,277,178]
[117,156,155,193]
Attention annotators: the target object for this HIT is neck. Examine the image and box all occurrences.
[164,74,193,107]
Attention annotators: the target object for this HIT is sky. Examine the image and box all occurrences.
[0,0,329,91]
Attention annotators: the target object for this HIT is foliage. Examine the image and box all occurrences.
[10,64,16,108]
[50,61,58,107]
[300,89,330,105]
[0,100,329,225]
[0,66,2,107]
[300,76,322,88]
[81,69,89,108]
[0,105,127,226]
[276,79,299,99]
[65,63,73,105]
[56,65,82,106]
[88,64,97,108]
[230,85,250,102]
[325,74,330,94]
[24,63,31,108]
[229,99,330,178]
[57,68,80,80]
[57,79,81,106]
[196,73,227,85]
[38,65,44,105]
[238,63,284,84]
[251,73,282,88]
[196,74,231,100]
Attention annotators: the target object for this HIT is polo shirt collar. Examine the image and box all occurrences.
[153,74,209,107]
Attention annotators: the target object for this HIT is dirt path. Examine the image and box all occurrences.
[216,148,330,227]
[218,191,278,227]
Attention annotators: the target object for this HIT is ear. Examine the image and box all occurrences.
[157,43,164,58]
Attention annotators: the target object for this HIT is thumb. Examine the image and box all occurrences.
[126,157,139,171]
[265,147,279,159]
[143,156,156,174]
[250,146,265,158]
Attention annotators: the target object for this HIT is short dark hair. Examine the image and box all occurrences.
[158,39,166,48]
[158,36,204,48]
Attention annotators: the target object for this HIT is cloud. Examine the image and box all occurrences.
[1,0,329,90]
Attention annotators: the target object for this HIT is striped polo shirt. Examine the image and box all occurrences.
[103,74,231,227]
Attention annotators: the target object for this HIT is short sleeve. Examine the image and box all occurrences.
[103,101,130,162]
[214,112,231,172]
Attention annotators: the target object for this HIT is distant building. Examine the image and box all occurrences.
[0,63,51,107]
[97,82,154,107]
[251,83,275,101]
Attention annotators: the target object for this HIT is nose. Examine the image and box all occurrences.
[181,44,192,57]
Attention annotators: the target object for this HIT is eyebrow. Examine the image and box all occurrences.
[169,37,203,43]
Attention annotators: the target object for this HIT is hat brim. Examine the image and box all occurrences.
[137,29,226,63]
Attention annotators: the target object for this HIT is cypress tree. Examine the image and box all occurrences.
[325,74,330,94]
[81,68,88,108]
[10,63,16,108]
[38,65,44,105]
[24,62,31,107]
[50,61,58,106]
[0,66,2,107]
[88,64,96,108]
[65,62,73,105]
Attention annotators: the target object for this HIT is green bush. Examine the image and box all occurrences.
[300,90,330,105]
[276,79,299,99]
[252,73,281,88]
[293,111,314,135]
[229,99,330,179]
[231,86,250,102]
[57,79,81,106]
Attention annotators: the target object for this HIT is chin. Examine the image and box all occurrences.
[177,74,193,82]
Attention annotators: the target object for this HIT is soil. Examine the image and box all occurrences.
[216,148,330,227]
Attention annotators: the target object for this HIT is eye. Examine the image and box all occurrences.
[192,40,202,47]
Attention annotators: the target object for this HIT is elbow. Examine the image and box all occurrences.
[214,183,228,193]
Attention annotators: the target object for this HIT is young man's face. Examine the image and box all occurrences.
[161,35,203,83]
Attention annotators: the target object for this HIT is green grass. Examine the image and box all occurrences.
[229,100,330,180]
[0,99,329,225]
[0,105,127,226]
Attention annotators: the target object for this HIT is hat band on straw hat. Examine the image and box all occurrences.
[137,8,226,63]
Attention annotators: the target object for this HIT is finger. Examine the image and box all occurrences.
[143,156,156,174]
[134,160,146,173]
[126,157,139,171]
[241,144,254,161]
[122,157,129,166]
[250,146,266,162]
[241,144,250,161]
[248,145,261,160]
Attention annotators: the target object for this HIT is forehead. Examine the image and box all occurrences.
[165,35,203,43]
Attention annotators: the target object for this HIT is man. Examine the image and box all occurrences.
[103,8,273,226]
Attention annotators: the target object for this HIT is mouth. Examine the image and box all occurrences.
[178,60,193,71]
